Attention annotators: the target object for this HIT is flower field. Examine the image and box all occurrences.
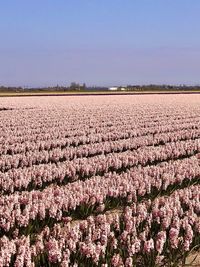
[0,94,200,267]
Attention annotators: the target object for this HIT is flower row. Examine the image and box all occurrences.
[0,127,199,172]
[0,183,200,266]
[0,153,199,235]
[0,138,199,194]
[1,113,199,153]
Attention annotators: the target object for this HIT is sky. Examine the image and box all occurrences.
[0,0,200,87]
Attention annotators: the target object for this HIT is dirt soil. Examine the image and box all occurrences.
[184,252,200,266]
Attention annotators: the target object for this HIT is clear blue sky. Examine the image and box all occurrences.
[0,0,200,87]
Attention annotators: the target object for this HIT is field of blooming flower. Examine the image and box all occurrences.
[0,94,200,267]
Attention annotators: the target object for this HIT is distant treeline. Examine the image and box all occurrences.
[126,84,200,91]
[0,84,108,92]
[1,84,200,92]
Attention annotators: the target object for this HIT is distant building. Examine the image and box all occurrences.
[109,87,118,91]
[120,87,126,91]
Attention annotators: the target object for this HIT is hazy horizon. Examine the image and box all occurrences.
[1,1,200,87]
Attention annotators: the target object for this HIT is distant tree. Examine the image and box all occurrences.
[82,83,86,90]
[70,82,80,90]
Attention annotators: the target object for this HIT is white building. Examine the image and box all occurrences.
[109,87,118,91]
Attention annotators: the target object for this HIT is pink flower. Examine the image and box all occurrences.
[169,228,179,249]
[125,257,133,267]
[143,238,154,253]
[111,254,123,267]
[156,231,166,254]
